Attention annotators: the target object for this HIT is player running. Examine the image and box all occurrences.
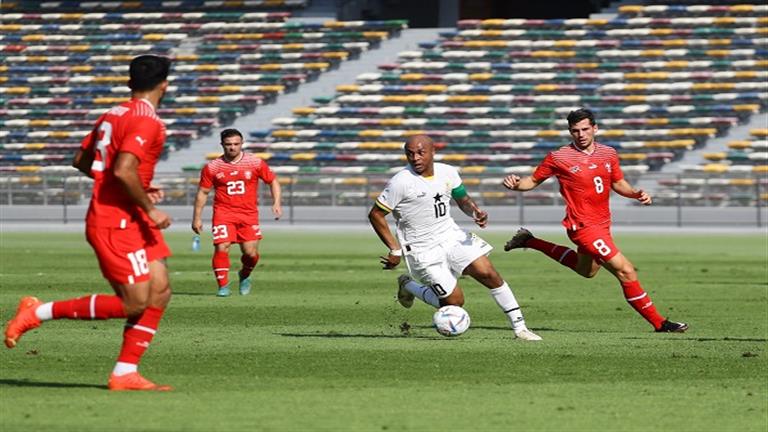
[192,128,282,297]
[4,54,175,390]
[369,134,541,340]
[502,108,688,333]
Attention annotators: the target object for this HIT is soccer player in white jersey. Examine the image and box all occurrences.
[368,134,541,341]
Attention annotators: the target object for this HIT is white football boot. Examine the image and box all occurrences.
[514,328,542,341]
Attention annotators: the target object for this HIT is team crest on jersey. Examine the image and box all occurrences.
[605,162,612,172]
[569,165,581,173]
[245,171,252,180]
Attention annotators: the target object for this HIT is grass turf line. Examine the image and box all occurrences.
[0,231,766,431]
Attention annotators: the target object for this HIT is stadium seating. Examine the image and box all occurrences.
[243,7,766,178]
[653,129,767,206]
[0,9,407,175]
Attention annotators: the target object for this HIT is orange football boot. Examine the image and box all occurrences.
[4,296,42,348]
[108,372,173,391]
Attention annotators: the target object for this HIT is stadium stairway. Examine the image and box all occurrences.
[158,27,445,172]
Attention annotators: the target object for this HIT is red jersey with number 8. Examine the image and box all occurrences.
[532,142,624,230]
[80,99,166,229]
[199,153,276,225]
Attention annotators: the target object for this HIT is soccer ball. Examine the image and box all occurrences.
[432,305,471,337]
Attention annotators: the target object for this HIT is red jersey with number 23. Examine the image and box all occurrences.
[199,153,276,225]
[80,98,166,228]
[532,142,624,230]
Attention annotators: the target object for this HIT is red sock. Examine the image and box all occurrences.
[117,306,164,366]
[52,295,126,320]
[621,280,665,330]
[239,253,259,279]
[526,238,578,270]
[212,250,230,287]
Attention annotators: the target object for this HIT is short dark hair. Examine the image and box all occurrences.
[220,128,243,142]
[567,108,596,127]
[128,55,170,92]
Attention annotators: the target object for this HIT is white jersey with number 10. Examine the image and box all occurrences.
[375,163,463,250]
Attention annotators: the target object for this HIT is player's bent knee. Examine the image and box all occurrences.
[122,300,149,318]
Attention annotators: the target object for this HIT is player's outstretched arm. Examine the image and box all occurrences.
[191,186,210,234]
[612,179,652,205]
[502,174,541,192]
[368,205,401,269]
[113,152,171,229]
[455,195,488,228]
[268,179,283,220]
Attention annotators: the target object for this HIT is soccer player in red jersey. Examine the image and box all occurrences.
[192,128,282,297]
[502,108,688,333]
[4,55,175,390]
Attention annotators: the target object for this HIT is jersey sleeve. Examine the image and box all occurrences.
[199,164,213,189]
[119,116,161,160]
[532,152,556,182]
[610,149,624,183]
[448,165,462,189]
[258,160,277,183]
[80,114,106,151]
[375,176,403,213]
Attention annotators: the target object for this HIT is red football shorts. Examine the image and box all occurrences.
[210,222,262,245]
[567,222,620,263]
[86,224,171,285]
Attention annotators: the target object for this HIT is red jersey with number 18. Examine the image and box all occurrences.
[199,153,276,225]
[80,98,166,229]
[532,142,624,230]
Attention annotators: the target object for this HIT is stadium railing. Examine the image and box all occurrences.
[1,171,764,215]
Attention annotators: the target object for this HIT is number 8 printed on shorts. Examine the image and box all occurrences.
[592,238,612,257]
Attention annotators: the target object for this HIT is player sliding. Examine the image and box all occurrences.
[192,128,282,297]
[4,55,175,390]
[502,108,688,333]
[369,134,541,341]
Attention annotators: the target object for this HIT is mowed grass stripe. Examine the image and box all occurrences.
[0,231,765,431]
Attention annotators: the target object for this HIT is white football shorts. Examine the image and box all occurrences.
[404,229,493,298]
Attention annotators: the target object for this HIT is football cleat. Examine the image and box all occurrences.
[514,328,542,341]
[216,284,231,297]
[655,319,688,333]
[108,372,172,391]
[396,274,415,309]
[238,275,251,296]
[504,228,534,251]
[4,296,42,348]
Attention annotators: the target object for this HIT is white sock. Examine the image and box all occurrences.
[404,279,440,308]
[112,362,138,377]
[35,302,54,321]
[489,282,527,332]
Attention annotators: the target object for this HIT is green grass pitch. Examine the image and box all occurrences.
[1,230,766,431]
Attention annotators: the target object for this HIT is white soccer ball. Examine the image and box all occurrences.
[432,305,471,337]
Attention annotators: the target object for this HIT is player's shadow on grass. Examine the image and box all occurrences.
[0,378,105,390]
[278,332,438,339]
[169,291,215,296]
[622,336,767,342]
